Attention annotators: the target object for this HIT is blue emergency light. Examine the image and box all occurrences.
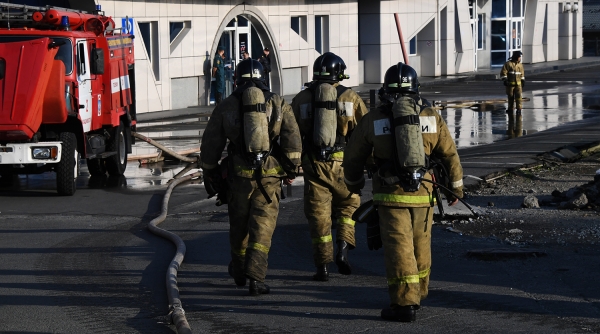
[60,16,70,31]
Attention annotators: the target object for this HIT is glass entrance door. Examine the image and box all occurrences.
[490,0,526,67]
[509,19,523,56]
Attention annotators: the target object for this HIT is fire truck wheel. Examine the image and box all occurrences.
[86,158,106,176]
[106,121,128,176]
[56,132,79,196]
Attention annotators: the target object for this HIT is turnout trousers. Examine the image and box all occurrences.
[303,160,360,266]
[227,175,281,282]
[505,85,523,111]
[379,206,433,306]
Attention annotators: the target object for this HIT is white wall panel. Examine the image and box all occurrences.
[145,2,159,17]
[167,2,181,17]
[132,1,145,17]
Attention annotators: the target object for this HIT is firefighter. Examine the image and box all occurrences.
[500,50,526,115]
[343,63,463,322]
[212,47,226,105]
[290,52,368,281]
[199,59,302,295]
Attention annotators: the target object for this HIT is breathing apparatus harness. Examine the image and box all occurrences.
[376,96,477,217]
[307,81,350,161]
[229,81,276,204]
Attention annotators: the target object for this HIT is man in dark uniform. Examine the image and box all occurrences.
[258,47,271,87]
[212,47,226,105]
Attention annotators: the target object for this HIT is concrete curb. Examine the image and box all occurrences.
[466,142,600,190]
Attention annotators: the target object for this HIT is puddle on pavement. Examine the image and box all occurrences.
[2,82,600,193]
[444,89,600,148]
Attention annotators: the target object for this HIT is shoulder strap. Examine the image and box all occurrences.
[335,84,349,98]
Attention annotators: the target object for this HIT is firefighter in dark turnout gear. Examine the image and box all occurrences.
[200,59,302,295]
[291,52,368,281]
[500,50,525,114]
[343,63,463,322]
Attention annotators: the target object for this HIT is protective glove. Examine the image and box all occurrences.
[203,168,221,198]
[502,79,507,87]
[366,218,382,250]
[446,186,464,205]
[521,79,525,88]
[345,177,365,195]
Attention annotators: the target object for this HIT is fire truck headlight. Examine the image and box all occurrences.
[32,147,59,160]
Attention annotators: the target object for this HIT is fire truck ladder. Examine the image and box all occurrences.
[0,2,89,25]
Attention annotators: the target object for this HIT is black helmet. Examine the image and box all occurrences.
[383,62,419,94]
[511,50,523,61]
[236,59,264,84]
[312,52,348,82]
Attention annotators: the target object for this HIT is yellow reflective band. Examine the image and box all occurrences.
[388,83,399,88]
[338,217,355,226]
[286,152,302,160]
[312,235,333,244]
[388,274,420,285]
[248,242,270,254]
[331,151,344,159]
[400,83,412,87]
[373,193,434,204]
[232,248,246,256]
[234,165,285,177]
[388,268,430,285]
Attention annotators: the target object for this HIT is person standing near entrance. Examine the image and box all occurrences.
[212,47,226,105]
[258,47,271,87]
[500,50,525,114]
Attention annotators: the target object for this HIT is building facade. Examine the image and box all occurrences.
[32,0,583,114]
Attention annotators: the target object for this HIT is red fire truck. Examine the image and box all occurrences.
[0,2,136,195]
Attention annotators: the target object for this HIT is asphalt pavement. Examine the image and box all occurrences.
[2,57,600,333]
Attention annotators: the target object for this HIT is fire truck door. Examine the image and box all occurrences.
[76,39,93,132]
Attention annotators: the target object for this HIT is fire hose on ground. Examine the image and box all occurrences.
[133,131,202,334]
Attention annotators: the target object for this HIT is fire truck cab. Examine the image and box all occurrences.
[0,2,136,195]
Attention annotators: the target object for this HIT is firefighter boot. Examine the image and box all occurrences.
[249,278,270,296]
[335,240,352,275]
[228,261,247,287]
[313,264,329,281]
[381,305,418,322]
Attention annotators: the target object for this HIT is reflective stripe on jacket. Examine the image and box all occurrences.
[343,102,463,208]
[500,60,525,86]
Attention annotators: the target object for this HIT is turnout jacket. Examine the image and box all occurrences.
[343,102,463,208]
[290,82,369,162]
[500,60,525,86]
[199,89,302,178]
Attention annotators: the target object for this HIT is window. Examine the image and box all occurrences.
[169,22,184,43]
[477,14,484,50]
[77,42,87,75]
[315,15,329,54]
[169,21,191,53]
[409,36,417,55]
[138,21,160,81]
[291,15,307,41]
[492,0,506,18]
